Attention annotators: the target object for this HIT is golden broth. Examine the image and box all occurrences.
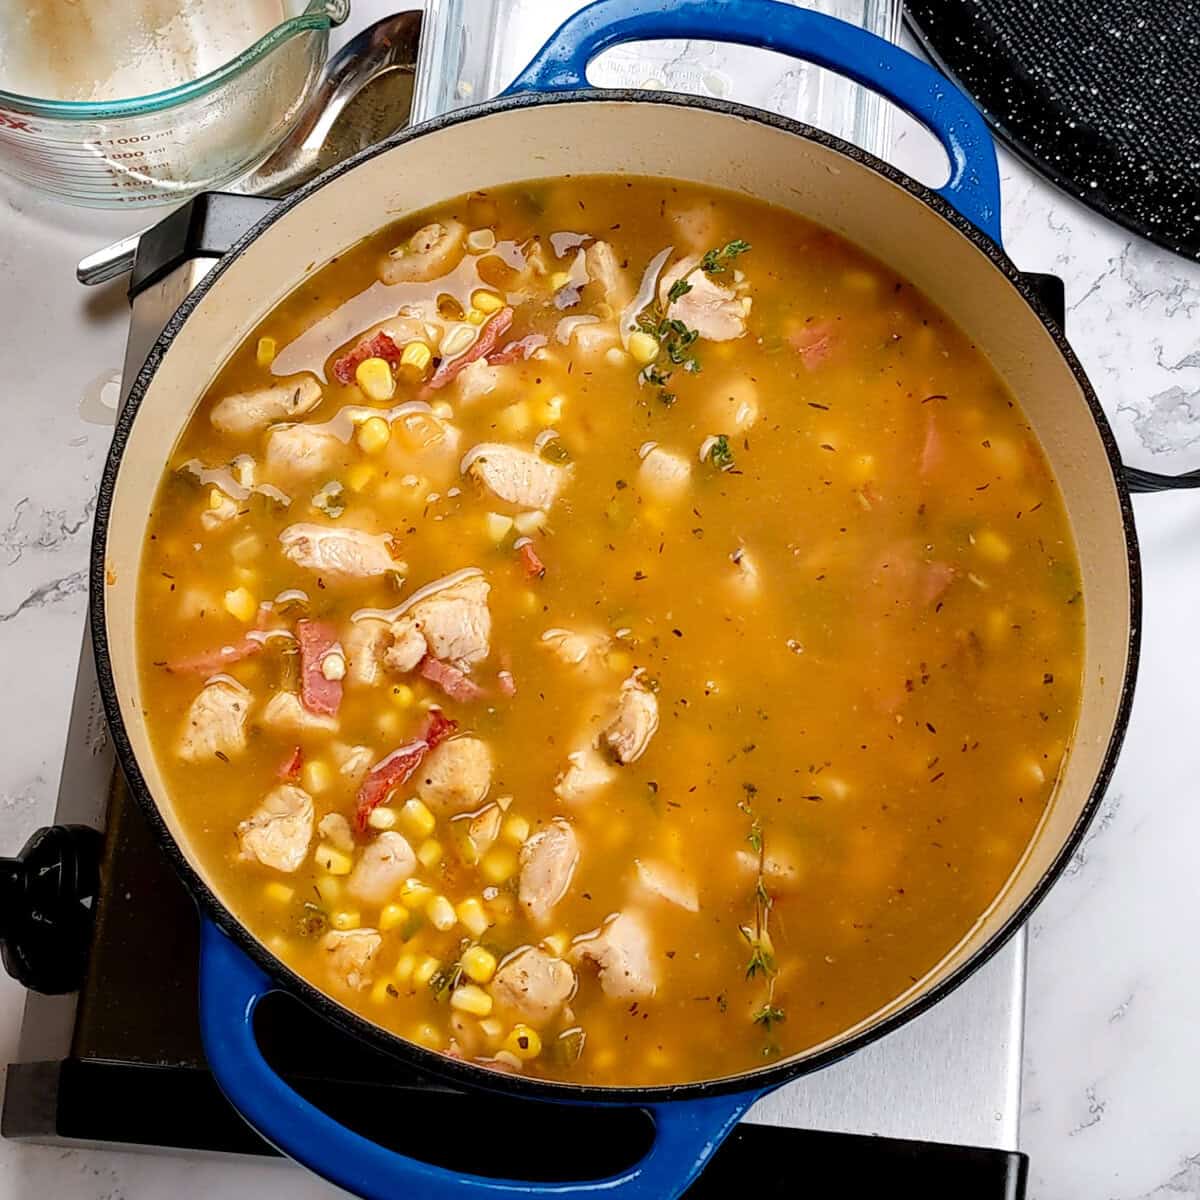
[137,177,1083,1085]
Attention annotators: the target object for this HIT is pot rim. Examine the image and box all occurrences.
[91,86,1142,1105]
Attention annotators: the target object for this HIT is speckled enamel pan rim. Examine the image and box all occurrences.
[91,87,1141,1107]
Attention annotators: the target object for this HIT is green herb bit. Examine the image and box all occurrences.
[752,1004,786,1031]
[658,390,677,407]
[705,435,735,472]
[700,239,751,274]
[297,902,328,939]
[668,277,693,303]
[747,817,763,854]
[429,960,464,999]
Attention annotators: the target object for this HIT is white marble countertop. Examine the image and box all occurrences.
[1,12,1199,1200]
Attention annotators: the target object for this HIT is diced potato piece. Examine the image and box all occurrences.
[542,931,569,957]
[315,875,343,905]
[394,953,416,984]
[331,910,361,931]
[485,512,514,543]
[501,814,530,846]
[223,587,257,622]
[513,510,546,536]
[302,760,333,794]
[263,882,294,905]
[368,806,397,831]
[480,845,518,884]
[975,529,1012,564]
[316,843,353,875]
[346,462,375,493]
[499,401,532,435]
[256,336,277,367]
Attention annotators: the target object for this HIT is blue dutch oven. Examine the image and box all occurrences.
[93,0,1193,1195]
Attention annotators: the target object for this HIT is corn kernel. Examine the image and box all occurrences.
[400,340,433,374]
[400,878,433,909]
[479,1018,503,1039]
[315,843,353,875]
[357,416,391,454]
[975,529,1012,564]
[461,944,497,983]
[315,875,343,905]
[485,512,514,543]
[400,799,435,840]
[513,509,546,536]
[412,1022,441,1048]
[538,396,564,424]
[498,401,532,435]
[376,710,401,738]
[302,760,333,794]
[263,882,294,905]
[394,953,416,984]
[413,956,441,987]
[542,931,569,957]
[379,903,407,932]
[231,534,261,563]
[427,894,457,931]
[504,1024,542,1060]
[346,462,375,493]
[628,331,660,365]
[417,838,443,869]
[368,806,397,831]
[355,356,396,402]
[605,347,630,368]
[549,270,571,291]
[472,289,504,314]
[466,308,487,326]
[331,910,361,931]
[501,814,530,846]
[450,984,493,1016]
[223,586,257,622]
[370,978,396,1004]
[457,897,490,939]
[256,336,277,367]
[480,845,518,884]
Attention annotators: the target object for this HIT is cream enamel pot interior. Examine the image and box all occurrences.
[91,2,1141,1197]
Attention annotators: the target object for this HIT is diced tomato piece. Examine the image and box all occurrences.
[487,332,547,365]
[428,308,514,388]
[297,619,343,717]
[166,635,262,674]
[331,330,402,385]
[518,542,546,579]
[419,656,487,703]
[277,745,304,781]
[355,709,457,831]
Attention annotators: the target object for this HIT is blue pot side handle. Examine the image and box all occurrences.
[199,921,763,1200]
[506,0,1002,244]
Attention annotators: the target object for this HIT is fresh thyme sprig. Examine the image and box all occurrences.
[738,788,784,1048]
[700,239,752,274]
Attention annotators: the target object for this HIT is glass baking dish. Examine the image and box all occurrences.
[414,0,903,155]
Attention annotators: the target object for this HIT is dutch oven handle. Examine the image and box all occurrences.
[507,0,1003,243]
[199,922,763,1200]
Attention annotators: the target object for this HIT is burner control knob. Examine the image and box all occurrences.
[0,824,102,994]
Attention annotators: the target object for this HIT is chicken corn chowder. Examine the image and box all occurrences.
[137,177,1084,1085]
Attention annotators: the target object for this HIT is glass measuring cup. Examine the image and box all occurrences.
[0,0,349,208]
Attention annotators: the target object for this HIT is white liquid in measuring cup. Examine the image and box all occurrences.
[0,0,287,101]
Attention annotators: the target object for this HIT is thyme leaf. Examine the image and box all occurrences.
[700,239,751,274]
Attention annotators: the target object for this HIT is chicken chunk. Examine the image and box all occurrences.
[491,948,576,1026]
[634,859,699,912]
[344,617,391,686]
[279,523,399,579]
[259,690,338,736]
[236,785,313,873]
[455,358,503,405]
[463,444,567,511]
[573,911,657,1001]
[381,220,466,284]
[540,628,609,668]
[518,819,579,926]
[554,746,616,805]
[177,678,250,763]
[390,572,491,669]
[210,376,322,435]
[583,240,633,309]
[637,446,691,504]
[322,928,382,991]
[659,256,748,342]
[346,831,417,905]
[415,736,492,814]
[265,423,344,478]
[603,673,659,764]
[331,742,374,783]
[200,490,241,533]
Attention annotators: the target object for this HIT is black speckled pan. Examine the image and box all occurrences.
[907,0,1200,262]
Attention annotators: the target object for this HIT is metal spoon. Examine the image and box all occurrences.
[76,10,423,286]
